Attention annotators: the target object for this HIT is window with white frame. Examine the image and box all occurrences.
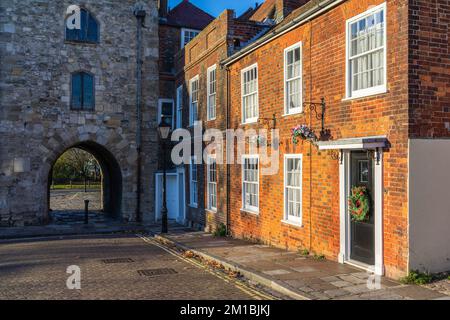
[284,155,302,224]
[241,64,258,123]
[158,99,174,128]
[207,65,217,120]
[190,156,198,206]
[181,28,200,48]
[242,156,259,212]
[284,43,302,114]
[189,76,199,126]
[176,85,183,129]
[347,3,386,99]
[207,155,217,211]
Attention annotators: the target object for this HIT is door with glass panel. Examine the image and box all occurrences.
[349,151,375,265]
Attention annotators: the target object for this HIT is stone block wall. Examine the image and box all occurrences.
[0,0,159,226]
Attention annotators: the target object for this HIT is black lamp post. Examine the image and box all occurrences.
[157,115,172,234]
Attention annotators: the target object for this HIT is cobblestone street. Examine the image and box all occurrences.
[50,189,102,212]
[0,234,268,300]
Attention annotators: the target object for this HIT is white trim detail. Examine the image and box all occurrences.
[241,154,259,214]
[284,42,303,115]
[241,63,259,124]
[157,98,174,129]
[189,155,198,207]
[345,2,387,99]
[283,154,303,225]
[176,85,183,129]
[207,64,217,121]
[189,75,199,126]
[339,149,384,276]
[181,28,200,48]
[206,154,217,212]
[154,168,186,224]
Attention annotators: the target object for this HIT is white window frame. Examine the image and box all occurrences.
[241,63,259,124]
[345,2,387,100]
[176,85,183,129]
[189,156,198,207]
[207,64,217,121]
[207,154,217,212]
[284,42,303,115]
[283,154,303,225]
[189,75,199,126]
[181,28,200,48]
[241,155,259,213]
[157,98,174,129]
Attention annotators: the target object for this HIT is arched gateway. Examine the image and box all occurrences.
[47,141,122,220]
[0,1,159,227]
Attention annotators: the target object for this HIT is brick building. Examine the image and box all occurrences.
[161,0,450,279]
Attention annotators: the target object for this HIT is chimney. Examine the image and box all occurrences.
[158,0,168,18]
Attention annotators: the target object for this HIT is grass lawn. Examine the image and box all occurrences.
[51,184,101,190]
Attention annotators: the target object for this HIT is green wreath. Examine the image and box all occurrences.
[348,186,370,222]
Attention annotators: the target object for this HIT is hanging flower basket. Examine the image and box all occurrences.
[291,125,318,145]
[348,186,370,222]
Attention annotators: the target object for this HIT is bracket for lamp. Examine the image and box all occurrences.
[258,113,277,130]
[303,97,326,138]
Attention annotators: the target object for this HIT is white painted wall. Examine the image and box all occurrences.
[409,139,450,273]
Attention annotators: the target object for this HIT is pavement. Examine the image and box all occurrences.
[0,233,274,300]
[153,230,450,300]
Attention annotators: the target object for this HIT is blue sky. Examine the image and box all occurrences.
[168,0,260,17]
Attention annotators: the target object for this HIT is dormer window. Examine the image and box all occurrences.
[65,8,99,43]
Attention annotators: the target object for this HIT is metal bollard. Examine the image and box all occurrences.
[84,200,90,224]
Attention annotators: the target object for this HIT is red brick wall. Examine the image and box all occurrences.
[408,0,450,138]
[173,10,272,232]
[176,11,231,231]
[227,0,410,278]
[159,24,180,98]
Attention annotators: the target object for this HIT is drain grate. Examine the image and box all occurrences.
[102,258,134,264]
[137,268,178,277]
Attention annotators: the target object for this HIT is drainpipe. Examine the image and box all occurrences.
[225,66,231,235]
[134,5,146,223]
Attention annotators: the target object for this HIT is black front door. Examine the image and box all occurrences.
[349,151,375,265]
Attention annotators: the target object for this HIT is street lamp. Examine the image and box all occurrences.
[157,115,172,234]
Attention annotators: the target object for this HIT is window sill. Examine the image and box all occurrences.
[282,111,304,117]
[241,119,258,126]
[205,208,217,214]
[64,40,99,45]
[240,208,259,215]
[281,219,303,228]
[342,88,388,102]
[206,118,216,122]
[188,204,198,208]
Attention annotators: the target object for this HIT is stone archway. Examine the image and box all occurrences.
[46,141,123,221]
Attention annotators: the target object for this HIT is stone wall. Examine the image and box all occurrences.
[0,0,159,226]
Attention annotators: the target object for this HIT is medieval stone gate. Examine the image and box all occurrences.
[0,0,160,226]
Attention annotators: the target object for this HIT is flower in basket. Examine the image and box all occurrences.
[291,124,318,145]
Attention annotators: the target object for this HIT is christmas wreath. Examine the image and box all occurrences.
[348,186,370,222]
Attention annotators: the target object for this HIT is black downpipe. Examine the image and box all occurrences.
[225,66,231,235]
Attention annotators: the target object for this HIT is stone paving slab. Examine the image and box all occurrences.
[155,230,450,301]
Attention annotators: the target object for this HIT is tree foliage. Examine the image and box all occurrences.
[52,148,101,183]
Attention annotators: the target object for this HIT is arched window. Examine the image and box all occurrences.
[65,8,99,43]
[71,72,94,110]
